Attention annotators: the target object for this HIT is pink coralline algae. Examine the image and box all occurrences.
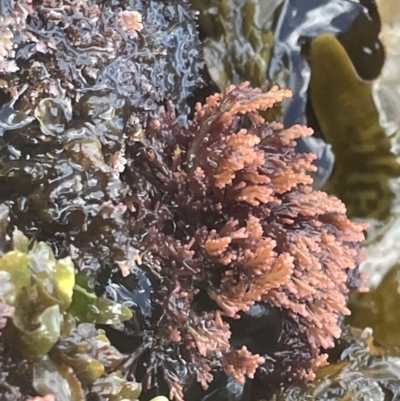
[121,82,367,400]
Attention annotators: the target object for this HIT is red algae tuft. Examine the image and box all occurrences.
[123,82,367,400]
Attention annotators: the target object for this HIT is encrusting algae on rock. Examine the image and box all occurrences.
[0,0,203,115]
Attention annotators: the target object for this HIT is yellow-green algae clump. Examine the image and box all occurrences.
[0,218,139,400]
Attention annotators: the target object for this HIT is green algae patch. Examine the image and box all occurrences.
[69,270,132,325]
[14,304,62,359]
[69,284,132,325]
[0,228,131,358]
[0,230,75,358]
[0,224,140,400]
[0,250,30,304]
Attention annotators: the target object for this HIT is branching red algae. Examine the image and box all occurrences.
[123,82,367,400]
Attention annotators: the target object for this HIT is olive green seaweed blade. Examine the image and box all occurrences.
[13,304,62,359]
[309,32,400,220]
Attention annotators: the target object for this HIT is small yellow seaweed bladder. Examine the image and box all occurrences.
[309,32,400,220]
